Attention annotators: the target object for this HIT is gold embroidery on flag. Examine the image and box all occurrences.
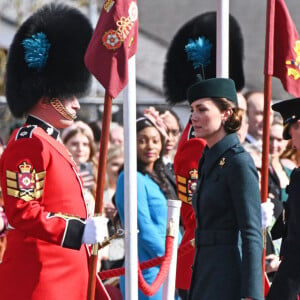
[116,17,133,40]
[102,30,122,50]
[104,0,115,12]
[285,40,300,80]
[102,1,138,51]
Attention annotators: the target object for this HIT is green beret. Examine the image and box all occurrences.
[272,97,300,139]
[187,78,238,105]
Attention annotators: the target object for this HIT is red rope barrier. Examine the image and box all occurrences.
[99,236,174,296]
[138,236,174,296]
[99,256,163,280]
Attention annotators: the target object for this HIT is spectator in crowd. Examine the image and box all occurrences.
[88,120,102,153]
[244,91,273,151]
[110,122,124,146]
[102,144,125,274]
[160,107,182,197]
[62,121,110,271]
[143,106,180,199]
[267,97,300,299]
[268,113,291,203]
[0,4,109,299]
[103,144,124,210]
[156,107,182,164]
[265,114,291,281]
[237,92,249,143]
[61,121,98,216]
[115,113,175,300]
[243,91,264,170]
[101,145,125,279]
[187,78,263,300]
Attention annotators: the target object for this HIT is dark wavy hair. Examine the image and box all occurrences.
[212,97,243,133]
[136,117,174,199]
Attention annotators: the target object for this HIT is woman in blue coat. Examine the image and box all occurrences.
[187,78,263,300]
[115,113,176,299]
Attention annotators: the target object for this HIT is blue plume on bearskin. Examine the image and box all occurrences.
[163,11,245,104]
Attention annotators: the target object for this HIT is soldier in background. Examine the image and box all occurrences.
[267,98,300,300]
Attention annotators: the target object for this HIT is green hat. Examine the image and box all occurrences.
[187,78,238,105]
[272,98,300,139]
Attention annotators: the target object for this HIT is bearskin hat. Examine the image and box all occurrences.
[5,3,93,118]
[163,11,245,104]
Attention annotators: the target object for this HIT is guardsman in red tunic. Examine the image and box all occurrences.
[173,122,206,295]
[0,3,109,300]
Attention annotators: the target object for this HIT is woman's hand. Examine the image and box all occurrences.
[104,202,117,220]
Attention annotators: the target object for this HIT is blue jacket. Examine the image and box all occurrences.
[115,171,168,300]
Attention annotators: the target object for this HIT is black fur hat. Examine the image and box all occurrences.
[5,3,93,118]
[163,11,245,104]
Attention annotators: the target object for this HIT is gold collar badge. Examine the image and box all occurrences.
[219,157,226,167]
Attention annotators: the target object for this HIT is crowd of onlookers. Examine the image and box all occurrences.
[0,91,298,296]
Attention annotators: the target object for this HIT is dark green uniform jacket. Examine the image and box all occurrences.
[189,133,263,300]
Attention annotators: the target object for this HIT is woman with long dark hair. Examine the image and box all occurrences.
[115,113,174,299]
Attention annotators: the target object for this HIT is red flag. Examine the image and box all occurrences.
[85,0,138,98]
[265,0,300,97]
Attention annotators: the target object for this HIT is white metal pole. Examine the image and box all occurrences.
[162,200,182,300]
[123,55,138,300]
[217,0,229,78]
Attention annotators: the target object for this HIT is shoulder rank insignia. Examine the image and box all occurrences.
[177,168,198,204]
[16,125,37,140]
[5,161,46,201]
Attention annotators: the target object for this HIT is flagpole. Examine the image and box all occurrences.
[87,92,113,300]
[217,0,229,78]
[262,0,275,294]
[123,55,138,300]
[262,0,274,203]
[84,1,139,298]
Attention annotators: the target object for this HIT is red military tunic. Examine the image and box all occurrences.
[0,119,104,300]
[174,122,206,290]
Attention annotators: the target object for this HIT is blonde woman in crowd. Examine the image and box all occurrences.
[62,120,109,271]
[61,121,98,216]
[103,144,124,219]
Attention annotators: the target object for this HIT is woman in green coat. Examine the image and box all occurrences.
[187,78,264,300]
